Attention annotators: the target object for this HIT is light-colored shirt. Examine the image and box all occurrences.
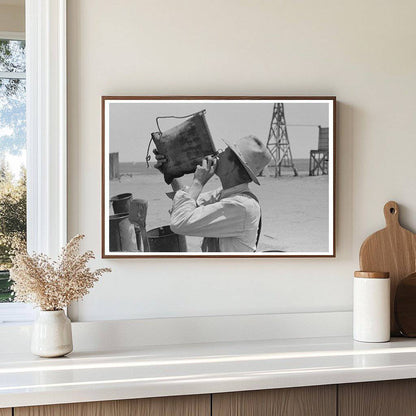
[170,183,260,252]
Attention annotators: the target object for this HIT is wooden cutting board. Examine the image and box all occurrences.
[359,201,416,335]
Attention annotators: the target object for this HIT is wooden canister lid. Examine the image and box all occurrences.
[354,271,390,279]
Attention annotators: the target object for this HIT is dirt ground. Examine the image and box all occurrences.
[109,167,330,253]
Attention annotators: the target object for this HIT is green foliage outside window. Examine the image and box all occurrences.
[0,164,26,302]
[0,39,26,302]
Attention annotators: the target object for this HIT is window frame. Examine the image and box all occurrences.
[0,31,25,41]
[0,0,67,323]
[26,0,67,258]
[0,33,26,82]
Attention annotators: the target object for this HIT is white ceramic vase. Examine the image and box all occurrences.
[31,310,73,358]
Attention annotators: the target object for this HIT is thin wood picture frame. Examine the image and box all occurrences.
[102,96,336,258]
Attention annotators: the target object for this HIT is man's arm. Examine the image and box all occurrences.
[170,178,185,192]
[154,150,216,194]
[157,152,217,201]
[170,193,246,238]
[187,157,217,201]
[154,150,185,193]
[168,156,246,237]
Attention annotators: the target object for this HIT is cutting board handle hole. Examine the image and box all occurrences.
[390,207,396,214]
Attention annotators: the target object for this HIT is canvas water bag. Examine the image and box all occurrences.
[147,110,217,184]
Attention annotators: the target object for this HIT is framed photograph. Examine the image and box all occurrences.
[102,96,336,258]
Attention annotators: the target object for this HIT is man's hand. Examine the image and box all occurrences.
[193,156,217,187]
[153,149,167,172]
[153,149,184,192]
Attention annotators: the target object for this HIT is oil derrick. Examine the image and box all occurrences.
[266,103,298,177]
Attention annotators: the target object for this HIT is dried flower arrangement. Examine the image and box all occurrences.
[10,235,111,311]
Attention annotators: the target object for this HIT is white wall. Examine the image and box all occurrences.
[67,0,416,321]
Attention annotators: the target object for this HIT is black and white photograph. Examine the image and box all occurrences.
[102,97,335,257]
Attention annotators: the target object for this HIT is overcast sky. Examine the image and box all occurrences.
[109,101,329,162]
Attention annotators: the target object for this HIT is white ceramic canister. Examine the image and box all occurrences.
[353,271,390,342]
[31,310,73,357]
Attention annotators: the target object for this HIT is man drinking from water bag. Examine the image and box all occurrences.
[154,135,271,252]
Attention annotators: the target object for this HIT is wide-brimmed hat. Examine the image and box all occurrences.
[223,135,272,185]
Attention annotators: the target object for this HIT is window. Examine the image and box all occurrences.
[0,34,34,323]
[0,37,26,307]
